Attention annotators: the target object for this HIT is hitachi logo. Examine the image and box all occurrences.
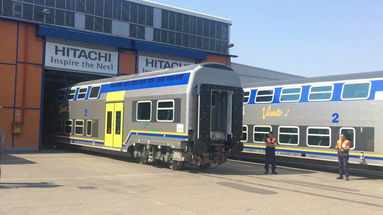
[54,45,111,62]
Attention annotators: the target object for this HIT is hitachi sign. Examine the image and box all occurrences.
[138,55,194,73]
[54,45,112,62]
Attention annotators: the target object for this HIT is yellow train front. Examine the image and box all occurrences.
[48,63,243,169]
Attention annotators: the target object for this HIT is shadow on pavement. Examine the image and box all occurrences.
[0,182,62,189]
[0,154,36,165]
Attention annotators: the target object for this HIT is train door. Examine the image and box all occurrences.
[104,102,124,148]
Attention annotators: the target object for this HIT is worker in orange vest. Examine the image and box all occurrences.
[265,132,277,174]
[335,133,351,180]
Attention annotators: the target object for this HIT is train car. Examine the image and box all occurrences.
[241,71,383,167]
[47,63,243,169]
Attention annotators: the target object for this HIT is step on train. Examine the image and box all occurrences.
[47,63,243,169]
[241,71,383,167]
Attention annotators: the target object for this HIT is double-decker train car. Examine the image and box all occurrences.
[48,63,243,169]
[241,71,383,167]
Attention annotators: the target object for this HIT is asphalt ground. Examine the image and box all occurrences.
[1,150,382,215]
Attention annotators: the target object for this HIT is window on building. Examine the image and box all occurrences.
[64,120,73,134]
[278,126,299,145]
[342,82,370,100]
[280,87,301,102]
[307,127,331,147]
[243,91,250,104]
[253,126,272,143]
[85,0,95,14]
[308,85,333,101]
[68,89,76,100]
[241,125,248,142]
[86,120,93,136]
[255,89,274,103]
[340,128,355,150]
[137,101,152,121]
[75,120,85,135]
[55,119,63,133]
[89,86,100,99]
[77,88,88,100]
[157,100,174,122]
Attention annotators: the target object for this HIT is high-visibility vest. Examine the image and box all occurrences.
[337,140,350,151]
[266,138,276,147]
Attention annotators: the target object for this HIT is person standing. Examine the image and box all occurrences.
[265,132,277,174]
[336,133,351,180]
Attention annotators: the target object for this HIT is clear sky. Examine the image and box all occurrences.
[151,0,383,77]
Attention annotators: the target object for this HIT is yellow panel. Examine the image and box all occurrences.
[113,102,124,148]
[106,91,126,102]
[104,103,114,147]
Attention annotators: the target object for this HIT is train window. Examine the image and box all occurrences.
[243,91,250,104]
[308,85,333,101]
[86,120,92,137]
[255,89,274,103]
[77,88,88,100]
[106,111,112,134]
[278,126,299,145]
[57,90,67,101]
[342,83,370,100]
[64,120,73,135]
[280,87,301,102]
[253,125,272,143]
[137,101,152,121]
[115,111,122,135]
[157,100,175,122]
[306,127,331,148]
[68,89,77,100]
[241,125,248,142]
[74,120,84,136]
[340,128,356,150]
[55,119,63,134]
[89,86,101,99]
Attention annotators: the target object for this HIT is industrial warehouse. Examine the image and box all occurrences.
[0,0,234,151]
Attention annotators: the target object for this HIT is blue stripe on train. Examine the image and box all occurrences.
[100,73,191,94]
[55,137,104,145]
[243,146,383,161]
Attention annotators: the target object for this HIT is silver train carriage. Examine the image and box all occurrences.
[48,63,243,169]
[241,71,383,167]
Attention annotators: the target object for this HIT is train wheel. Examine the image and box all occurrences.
[169,160,183,170]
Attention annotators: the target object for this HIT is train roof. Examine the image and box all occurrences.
[243,70,383,88]
[72,63,234,87]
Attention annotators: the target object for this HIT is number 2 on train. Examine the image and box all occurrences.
[332,113,339,123]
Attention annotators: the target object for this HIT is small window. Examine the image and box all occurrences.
[55,119,63,133]
[157,100,175,122]
[89,86,101,99]
[57,90,67,101]
[115,111,122,135]
[280,87,301,102]
[137,101,152,121]
[243,91,250,104]
[241,125,248,142]
[77,88,88,100]
[340,128,356,150]
[74,120,84,136]
[342,83,370,100]
[253,125,272,143]
[307,127,331,148]
[64,120,73,135]
[68,89,77,100]
[106,111,112,134]
[86,120,92,137]
[255,89,274,103]
[278,126,299,145]
[308,85,333,101]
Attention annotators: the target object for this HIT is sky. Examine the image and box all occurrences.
[152,0,383,77]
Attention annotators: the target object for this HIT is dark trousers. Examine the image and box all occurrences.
[265,147,276,172]
[338,153,349,177]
